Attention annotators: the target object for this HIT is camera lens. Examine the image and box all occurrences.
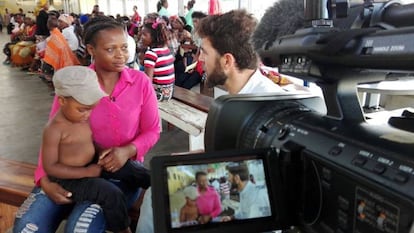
[237,101,311,149]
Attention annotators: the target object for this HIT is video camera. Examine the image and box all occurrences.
[202,0,414,232]
[150,1,414,232]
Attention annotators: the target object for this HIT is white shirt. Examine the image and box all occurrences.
[239,69,284,94]
[235,181,271,219]
[127,35,137,64]
[62,25,79,51]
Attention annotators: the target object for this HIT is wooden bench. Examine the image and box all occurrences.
[0,157,143,232]
[0,158,35,232]
[158,86,214,151]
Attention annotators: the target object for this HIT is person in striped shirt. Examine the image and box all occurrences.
[142,17,175,101]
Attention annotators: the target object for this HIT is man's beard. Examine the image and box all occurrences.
[205,59,227,88]
[230,181,238,191]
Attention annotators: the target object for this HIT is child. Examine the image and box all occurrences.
[42,66,150,233]
[141,17,175,101]
[180,185,199,224]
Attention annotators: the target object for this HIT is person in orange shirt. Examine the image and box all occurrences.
[43,16,79,72]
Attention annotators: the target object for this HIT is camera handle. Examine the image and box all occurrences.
[315,68,389,123]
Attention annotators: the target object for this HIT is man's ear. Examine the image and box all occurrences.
[234,174,241,184]
[221,53,235,71]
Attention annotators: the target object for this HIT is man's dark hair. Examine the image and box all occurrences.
[226,163,249,181]
[195,171,207,181]
[197,9,258,70]
[47,16,58,30]
[191,11,207,19]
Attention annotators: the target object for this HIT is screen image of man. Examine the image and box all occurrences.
[222,163,271,221]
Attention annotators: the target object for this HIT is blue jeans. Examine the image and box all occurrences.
[13,183,141,232]
[13,186,105,232]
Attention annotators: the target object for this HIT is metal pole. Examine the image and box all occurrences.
[122,0,127,16]
[178,0,184,16]
[144,0,149,15]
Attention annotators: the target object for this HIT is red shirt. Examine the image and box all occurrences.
[144,46,175,85]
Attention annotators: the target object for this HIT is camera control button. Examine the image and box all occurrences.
[393,172,409,184]
[329,146,342,156]
[352,157,367,167]
[277,126,290,140]
[322,167,332,181]
[373,164,386,174]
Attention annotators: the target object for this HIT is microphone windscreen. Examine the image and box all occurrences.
[252,0,306,51]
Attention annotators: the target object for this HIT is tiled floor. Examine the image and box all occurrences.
[0,32,188,169]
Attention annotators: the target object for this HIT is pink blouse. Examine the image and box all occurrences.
[34,65,160,185]
[196,186,222,218]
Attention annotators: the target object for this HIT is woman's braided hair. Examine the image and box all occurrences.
[83,16,125,46]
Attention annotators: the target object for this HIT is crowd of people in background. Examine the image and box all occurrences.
[3,0,293,232]
[1,0,215,95]
[1,0,290,96]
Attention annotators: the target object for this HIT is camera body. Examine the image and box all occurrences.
[204,0,414,232]
[205,94,414,232]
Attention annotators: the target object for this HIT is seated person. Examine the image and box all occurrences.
[10,16,37,68]
[8,18,37,69]
[57,14,79,52]
[43,66,150,233]
[174,12,207,90]
[42,16,80,76]
[174,59,204,90]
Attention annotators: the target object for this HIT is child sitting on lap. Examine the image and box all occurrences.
[42,66,150,233]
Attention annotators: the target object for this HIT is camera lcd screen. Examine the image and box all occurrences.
[151,149,282,233]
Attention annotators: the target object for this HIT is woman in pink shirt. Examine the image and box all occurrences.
[195,171,222,224]
[13,16,160,233]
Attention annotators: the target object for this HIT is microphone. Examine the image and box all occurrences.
[252,0,306,52]
[110,96,116,102]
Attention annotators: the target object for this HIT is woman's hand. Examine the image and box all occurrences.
[98,144,136,172]
[40,176,73,205]
[198,215,212,224]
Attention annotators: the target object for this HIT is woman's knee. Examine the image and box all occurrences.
[13,187,65,233]
[65,202,106,233]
